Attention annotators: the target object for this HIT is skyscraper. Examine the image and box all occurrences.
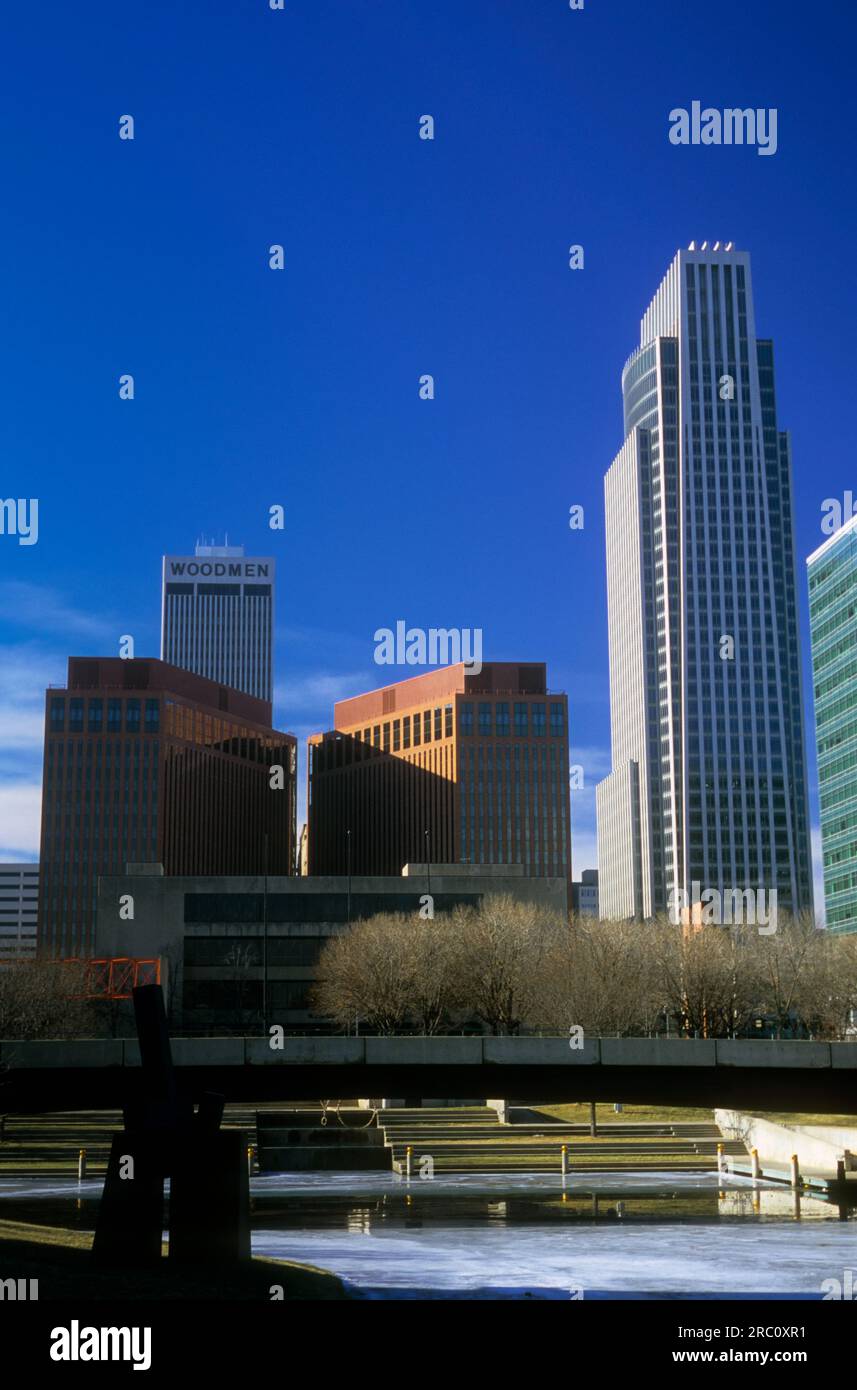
[808,511,857,934]
[161,544,275,704]
[38,658,296,956]
[597,246,813,920]
[307,662,571,885]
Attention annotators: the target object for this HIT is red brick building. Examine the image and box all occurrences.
[38,658,296,956]
[307,663,570,883]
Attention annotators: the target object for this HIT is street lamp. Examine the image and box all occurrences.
[346,828,352,923]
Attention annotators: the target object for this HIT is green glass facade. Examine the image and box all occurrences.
[808,515,857,933]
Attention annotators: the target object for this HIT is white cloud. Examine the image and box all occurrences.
[0,782,42,858]
[0,644,59,761]
[0,582,115,640]
[571,829,598,879]
[569,744,612,781]
[274,669,372,722]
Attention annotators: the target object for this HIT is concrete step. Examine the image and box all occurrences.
[261,1127,385,1146]
[259,1147,392,1172]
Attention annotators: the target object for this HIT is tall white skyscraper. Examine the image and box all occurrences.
[161,543,275,704]
[596,246,813,920]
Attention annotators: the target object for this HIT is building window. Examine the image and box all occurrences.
[423,711,431,744]
[383,723,390,753]
[478,703,492,737]
[444,705,453,738]
[496,703,510,737]
[88,699,103,732]
[514,702,528,736]
[69,698,84,731]
[413,715,421,747]
[403,715,411,749]
[532,703,546,736]
[107,699,122,733]
[460,702,474,736]
[393,719,401,752]
[550,702,564,737]
[126,699,141,733]
[50,699,65,732]
[434,708,442,740]
[145,699,159,733]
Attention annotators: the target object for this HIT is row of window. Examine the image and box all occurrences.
[459,702,565,737]
[50,697,160,734]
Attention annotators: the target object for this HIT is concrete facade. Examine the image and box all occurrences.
[95,865,568,1030]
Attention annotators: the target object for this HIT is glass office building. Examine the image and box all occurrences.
[808,511,857,933]
[597,246,813,919]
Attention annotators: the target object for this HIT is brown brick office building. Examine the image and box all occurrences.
[307,663,571,885]
[38,658,296,956]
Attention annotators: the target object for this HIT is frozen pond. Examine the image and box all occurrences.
[2,1171,852,1298]
[248,1172,853,1298]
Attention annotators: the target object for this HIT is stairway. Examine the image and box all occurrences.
[256,1107,390,1172]
[376,1106,747,1174]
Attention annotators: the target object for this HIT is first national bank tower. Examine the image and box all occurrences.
[596,246,813,921]
[161,543,274,704]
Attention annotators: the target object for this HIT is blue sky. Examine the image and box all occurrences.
[1,1,855,905]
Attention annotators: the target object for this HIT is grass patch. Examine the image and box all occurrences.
[0,1219,350,1300]
[734,1111,857,1127]
[529,1103,716,1125]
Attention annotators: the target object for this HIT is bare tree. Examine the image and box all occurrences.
[536,916,673,1037]
[749,912,827,1037]
[312,914,419,1034]
[0,960,97,1040]
[406,917,467,1034]
[453,896,564,1035]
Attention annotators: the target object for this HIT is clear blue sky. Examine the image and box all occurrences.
[1,0,855,902]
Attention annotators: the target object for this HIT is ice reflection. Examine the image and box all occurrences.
[1,1172,853,1297]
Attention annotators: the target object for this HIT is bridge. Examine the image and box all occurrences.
[2,1036,856,1113]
